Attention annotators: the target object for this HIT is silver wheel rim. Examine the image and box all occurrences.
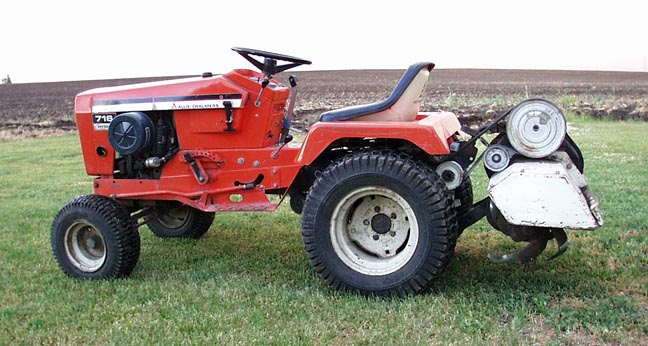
[64,220,106,272]
[156,206,190,229]
[330,186,419,276]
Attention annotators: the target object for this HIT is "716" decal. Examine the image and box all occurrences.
[92,113,115,131]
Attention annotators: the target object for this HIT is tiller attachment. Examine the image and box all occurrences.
[456,99,603,263]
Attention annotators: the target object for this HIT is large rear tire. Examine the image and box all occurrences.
[51,195,140,279]
[147,202,214,239]
[453,176,474,215]
[454,176,474,237]
[301,151,457,297]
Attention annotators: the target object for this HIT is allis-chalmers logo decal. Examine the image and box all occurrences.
[91,94,244,115]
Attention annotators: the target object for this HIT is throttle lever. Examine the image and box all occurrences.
[254,77,270,107]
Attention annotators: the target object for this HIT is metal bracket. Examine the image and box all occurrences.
[457,197,490,232]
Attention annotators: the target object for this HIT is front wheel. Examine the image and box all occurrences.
[301,151,457,297]
[146,202,215,239]
[51,195,140,279]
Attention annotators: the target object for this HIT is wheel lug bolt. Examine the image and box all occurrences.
[363,219,370,226]
[372,234,379,240]
[390,231,396,237]
[390,213,397,219]
[374,206,381,213]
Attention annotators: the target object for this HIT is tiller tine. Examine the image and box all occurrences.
[486,203,570,264]
[487,234,549,264]
[487,228,569,264]
[547,228,569,261]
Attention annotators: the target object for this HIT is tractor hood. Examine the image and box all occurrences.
[73,70,277,114]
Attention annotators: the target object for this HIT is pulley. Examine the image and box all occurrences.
[506,99,566,158]
[483,144,511,173]
[435,160,464,190]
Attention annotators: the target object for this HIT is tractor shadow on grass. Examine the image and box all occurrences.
[137,229,609,303]
[430,241,610,303]
[135,226,320,291]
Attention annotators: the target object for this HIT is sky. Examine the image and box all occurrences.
[1,0,647,83]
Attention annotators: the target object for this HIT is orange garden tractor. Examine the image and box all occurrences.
[51,48,603,296]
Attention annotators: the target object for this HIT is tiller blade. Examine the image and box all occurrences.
[486,204,570,264]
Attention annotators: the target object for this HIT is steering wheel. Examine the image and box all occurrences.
[232,47,311,77]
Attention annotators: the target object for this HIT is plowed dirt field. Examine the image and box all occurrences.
[1,69,647,141]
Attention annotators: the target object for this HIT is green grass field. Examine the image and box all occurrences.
[0,118,646,345]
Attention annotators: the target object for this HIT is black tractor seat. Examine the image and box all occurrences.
[319,62,435,122]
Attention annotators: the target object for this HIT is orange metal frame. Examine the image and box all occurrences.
[75,68,460,212]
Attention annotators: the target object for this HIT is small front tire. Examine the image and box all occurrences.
[51,195,140,279]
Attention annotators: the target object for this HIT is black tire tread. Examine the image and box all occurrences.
[451,176,473,239]
[454,176,474,215]
[301,150,457,297]
[51,195,140,279]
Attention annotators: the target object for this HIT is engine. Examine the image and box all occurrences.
[107,111,178,179]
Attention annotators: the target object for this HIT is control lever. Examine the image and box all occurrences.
[272,134,293,158]
[254,77,269,107]
[223,101,235,131]
[286,75,299,123]
[280,75,299,142]
[182,152,208,185]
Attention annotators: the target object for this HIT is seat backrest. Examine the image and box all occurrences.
[318,62,434,122]
[354,67,430,122]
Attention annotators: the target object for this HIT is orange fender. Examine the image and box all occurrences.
[297,112,461,165]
